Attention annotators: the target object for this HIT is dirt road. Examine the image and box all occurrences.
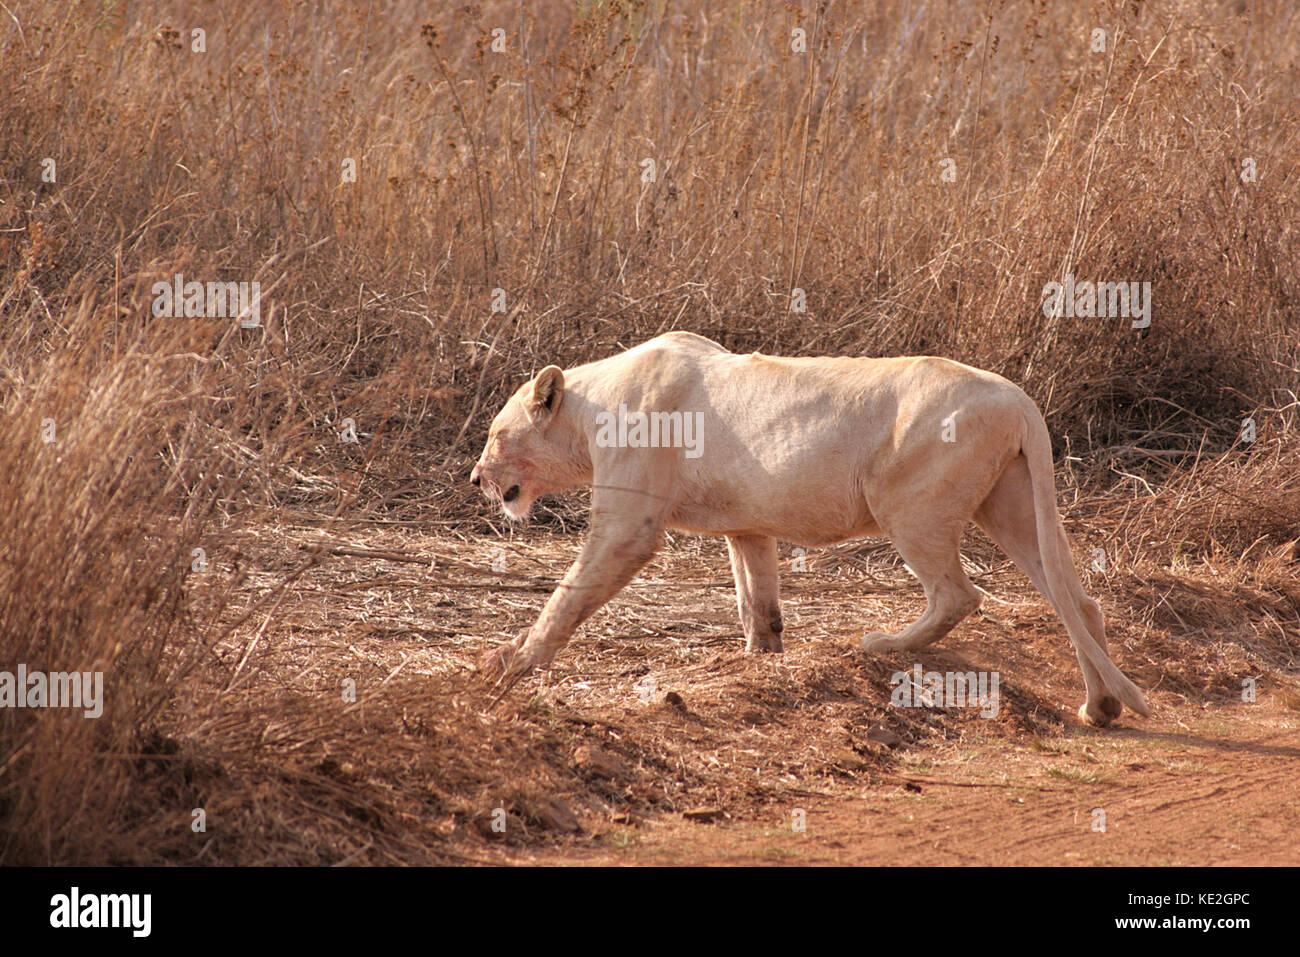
[520,706,1300,866]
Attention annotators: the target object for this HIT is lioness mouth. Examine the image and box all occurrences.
[503,485,520,503]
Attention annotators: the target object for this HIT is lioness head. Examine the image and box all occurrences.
[471,365,577,520]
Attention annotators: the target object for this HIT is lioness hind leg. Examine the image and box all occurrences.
[726,534,784,653]
[861,521,981,653]
[972,457,1121,725]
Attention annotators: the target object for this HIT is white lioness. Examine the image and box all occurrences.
[472,332,1149,726]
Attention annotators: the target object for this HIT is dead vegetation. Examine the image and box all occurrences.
[0,0,1297,863]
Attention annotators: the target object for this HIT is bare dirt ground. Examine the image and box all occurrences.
[174,518,1300,866]
[524,711,1300,866]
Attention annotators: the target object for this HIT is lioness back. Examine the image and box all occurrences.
[573,334,1028,544]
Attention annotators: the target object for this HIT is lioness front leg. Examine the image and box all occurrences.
[726,534,784,653]
[481,492,667,686]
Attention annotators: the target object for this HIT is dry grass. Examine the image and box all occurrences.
[0,0,1297,863]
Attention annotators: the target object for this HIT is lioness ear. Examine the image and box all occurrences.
[528,365,564,420]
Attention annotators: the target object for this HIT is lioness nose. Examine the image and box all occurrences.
[470,464,481,486]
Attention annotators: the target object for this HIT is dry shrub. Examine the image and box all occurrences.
[1102,435,1300,697]
[2,1,1295,472]
[0,295,318,862]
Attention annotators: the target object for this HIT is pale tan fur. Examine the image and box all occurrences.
[471,332,1149,726]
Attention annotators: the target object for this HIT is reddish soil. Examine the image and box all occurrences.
[181,520,1300,866]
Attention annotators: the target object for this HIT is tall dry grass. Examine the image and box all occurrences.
[0,0,1297,862]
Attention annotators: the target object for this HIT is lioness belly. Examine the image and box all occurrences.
[667,484,881,544]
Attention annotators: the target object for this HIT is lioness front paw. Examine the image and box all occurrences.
[744,632,785,653]
[478,636,543,687]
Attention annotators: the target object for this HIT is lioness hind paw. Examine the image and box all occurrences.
[861,631,902,653]
[1078,696,1123,727]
